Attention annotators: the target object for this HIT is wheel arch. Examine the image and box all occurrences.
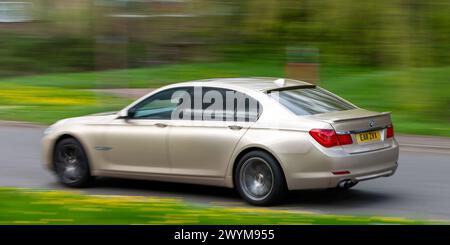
[51,133,90,172]
[230,146,287,189]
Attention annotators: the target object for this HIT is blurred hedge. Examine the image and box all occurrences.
[0,34,95,76]
[0,0,449,75]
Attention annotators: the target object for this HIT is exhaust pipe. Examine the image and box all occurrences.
[337,179,358,189]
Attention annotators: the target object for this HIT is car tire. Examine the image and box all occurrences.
[235,150,287,206]
[53,137,93,188]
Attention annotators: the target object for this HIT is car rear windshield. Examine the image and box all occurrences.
[268,87,356,115]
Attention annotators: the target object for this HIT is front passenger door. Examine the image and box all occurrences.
[103,87,192,175]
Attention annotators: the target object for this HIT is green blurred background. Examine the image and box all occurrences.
[0,0,449,136]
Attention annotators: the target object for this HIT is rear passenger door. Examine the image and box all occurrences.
[168,86,261,178]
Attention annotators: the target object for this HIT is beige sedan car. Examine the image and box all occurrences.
[42,78,398,205]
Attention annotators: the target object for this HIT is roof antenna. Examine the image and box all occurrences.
[274,78,285,87]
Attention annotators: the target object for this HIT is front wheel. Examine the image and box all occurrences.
[53,138,93,188]
[235,151,287,206]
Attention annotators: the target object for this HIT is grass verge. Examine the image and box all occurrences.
[0,188,446,225]
[0,62,448,136]
[0,83,131,124]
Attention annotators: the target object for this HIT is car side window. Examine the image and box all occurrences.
[201,87,262,122]
[267,87,356,116]
[131,87,192,120]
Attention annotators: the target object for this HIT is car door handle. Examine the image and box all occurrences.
[228,125,243,130]
[155,123,168,128]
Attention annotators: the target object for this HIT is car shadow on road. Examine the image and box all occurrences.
[93,177,241,200]
[90,177,396,208]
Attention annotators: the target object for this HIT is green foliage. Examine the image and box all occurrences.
[0,188,443,225]
[234,0,450,67]
[0,34,94,76]
[2,0,450,75]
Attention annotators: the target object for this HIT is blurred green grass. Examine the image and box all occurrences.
[0,62,448,136]
[320,66,450,137]
[0,83,131,124]
[0,188,444,225]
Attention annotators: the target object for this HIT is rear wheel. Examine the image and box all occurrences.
[53,138,93,187]
[235,150,286,206]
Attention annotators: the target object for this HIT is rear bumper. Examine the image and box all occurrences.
[328,163,397,188]
[353,168,395,182]
[283,140,399,190]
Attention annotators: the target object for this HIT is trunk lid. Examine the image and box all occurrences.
[308,108,394,154]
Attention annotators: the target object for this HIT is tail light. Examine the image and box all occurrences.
[309,129,353,148]
[386,124,394,138]
[337,134,353,145]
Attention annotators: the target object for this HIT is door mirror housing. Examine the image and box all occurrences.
[117,107,136,119]
[127,107,137,118]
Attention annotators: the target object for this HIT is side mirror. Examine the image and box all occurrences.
[127,107,137,118]
[117,108,136,119]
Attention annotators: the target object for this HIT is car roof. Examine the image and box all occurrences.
[177,77,314,92]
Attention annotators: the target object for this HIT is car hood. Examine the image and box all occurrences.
[52,111,117,127]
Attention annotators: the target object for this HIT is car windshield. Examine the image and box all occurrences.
[268,87,356,116]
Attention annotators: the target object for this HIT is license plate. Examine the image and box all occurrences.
[356,131,381,144]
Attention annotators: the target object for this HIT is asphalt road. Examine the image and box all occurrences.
[1,125,450,220]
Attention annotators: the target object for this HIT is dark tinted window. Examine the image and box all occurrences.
[132,87,192,120]
[199,87,262,122]
[131,86,262,121]
[268,87,356,116]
